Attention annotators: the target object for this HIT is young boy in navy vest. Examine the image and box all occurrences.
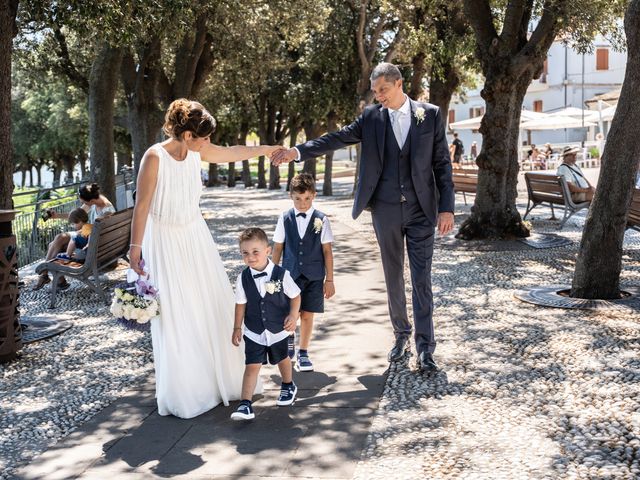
[272,173,335,372]
[231,227,301,421]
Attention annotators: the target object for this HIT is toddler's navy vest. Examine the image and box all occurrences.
[282,208,326,281]
[241,265,290,334]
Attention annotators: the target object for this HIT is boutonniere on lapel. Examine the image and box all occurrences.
[265,279,282,295]
[313,218,323,234]
[414,107,426,124]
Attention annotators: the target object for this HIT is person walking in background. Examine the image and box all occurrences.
[452,133,464,167]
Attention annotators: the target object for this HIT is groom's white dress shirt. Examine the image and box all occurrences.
[292,94,412,159]
[235,259,300,346]
[272,206,334,244]
[388,95,411,148]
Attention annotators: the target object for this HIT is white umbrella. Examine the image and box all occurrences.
[450,109,547,130]
[585,105,616,122]
[548,107,592,118]
[520,115,596,130]
[449,116,483,130]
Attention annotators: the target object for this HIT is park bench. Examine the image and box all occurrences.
[523,172,590,229]
[627,188,640,231]
[452,168,479,205]
[35,208,133,308]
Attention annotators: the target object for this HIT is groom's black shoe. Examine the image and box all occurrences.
[387,337,409,362]
[417,351,438,372]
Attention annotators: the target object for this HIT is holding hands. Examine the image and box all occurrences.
[271,148,298,166]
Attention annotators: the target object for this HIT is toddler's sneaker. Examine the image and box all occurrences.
[276,382,297,406]
[296,352,314,372]
[287,333,296,361]
[230,401,254,421]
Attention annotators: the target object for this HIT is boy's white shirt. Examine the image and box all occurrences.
[235,259,300,346]
[272,206,334,244]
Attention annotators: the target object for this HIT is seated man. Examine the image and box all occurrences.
[556,146,595,202]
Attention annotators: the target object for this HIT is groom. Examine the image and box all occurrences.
[272,63,454,371]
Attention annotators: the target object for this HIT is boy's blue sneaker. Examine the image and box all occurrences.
[230,401,254,421]
[55,253,71,260]
[296,352,314,372]
[287,333,295,361]
[276,382,297,406]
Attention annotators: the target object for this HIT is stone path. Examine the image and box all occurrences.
[9,185,391,479]
[3,176,640,479]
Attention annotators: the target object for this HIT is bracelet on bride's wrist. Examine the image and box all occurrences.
[130,243,143,249]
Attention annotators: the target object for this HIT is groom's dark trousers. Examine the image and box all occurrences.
[296,100,454,356]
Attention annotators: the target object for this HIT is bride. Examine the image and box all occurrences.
[129,99,283,419]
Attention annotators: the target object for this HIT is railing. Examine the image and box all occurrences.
[13,183,83,268]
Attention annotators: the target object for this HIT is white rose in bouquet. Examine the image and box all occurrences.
[138,314,151,324]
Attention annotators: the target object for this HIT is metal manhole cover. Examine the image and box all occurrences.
[437,233,572,251]
[19,316,72,343]
[514,286,640,311]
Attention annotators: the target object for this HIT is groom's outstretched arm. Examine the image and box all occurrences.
[272,115,364,165]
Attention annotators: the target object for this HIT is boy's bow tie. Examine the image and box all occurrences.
[296,212,307,218]
[253,272,268,279]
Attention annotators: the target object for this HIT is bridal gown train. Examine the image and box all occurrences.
[141,144,259,419]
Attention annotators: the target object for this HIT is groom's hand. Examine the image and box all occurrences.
[271,148,297,166]
[437,212,455,236]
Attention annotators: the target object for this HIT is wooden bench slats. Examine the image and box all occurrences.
[452,169,478,205]
[523,173,590,228]
[36,208,134,308]
[627,188,640,231]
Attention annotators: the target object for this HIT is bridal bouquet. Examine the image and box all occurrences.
[110,262,159,331]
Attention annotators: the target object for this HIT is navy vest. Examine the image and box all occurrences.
[282,208,326,281]
[241,265,290,334]
[373,112,417,204]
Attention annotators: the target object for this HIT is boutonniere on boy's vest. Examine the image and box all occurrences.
[265,279,282,295]
[313,218,323,234]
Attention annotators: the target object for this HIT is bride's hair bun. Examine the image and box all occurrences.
[163,99,216,140]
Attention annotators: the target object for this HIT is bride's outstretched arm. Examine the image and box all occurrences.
[129,150,159,275]
[200,143,285,164]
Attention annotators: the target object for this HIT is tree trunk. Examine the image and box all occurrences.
[457,74,530,240]
[28,167,33,187]
[121,45,163,175]
[207,163,219,187]
[322,111,337,196]
[0,0,18,208]
[78,152,87,179]
[36,162,42,186]
[52,163,62,187]
[242,161,252,188]
[20,170,25,188]
[428,65,460,125]
[287,124,300,191]
[116,150,131,173]
[89,42,122,203]
[571,0,640,299]
[62,154,75,183]
[227,162,236,188]
[409,52,427,100]
[302,120,322,180]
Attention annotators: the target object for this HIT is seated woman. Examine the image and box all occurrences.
[34,183,116,290]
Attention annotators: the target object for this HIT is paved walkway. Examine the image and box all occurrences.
[14,188,391,479]
[5,176,640,480]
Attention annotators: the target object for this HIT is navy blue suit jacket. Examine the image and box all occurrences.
[297,99,455,222]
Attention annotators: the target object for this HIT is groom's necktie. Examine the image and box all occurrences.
[391,110,404,149]
[253,272,268,279]
[296,212,307,218]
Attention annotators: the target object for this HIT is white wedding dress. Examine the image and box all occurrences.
[141,144,259,419]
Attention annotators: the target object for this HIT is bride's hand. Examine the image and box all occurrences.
[129,246,144,275]
[266,145,286,160]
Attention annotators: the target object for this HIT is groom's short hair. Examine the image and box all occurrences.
[290,173,316,194]
[370,63,402,83]
[239,227,269,246]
